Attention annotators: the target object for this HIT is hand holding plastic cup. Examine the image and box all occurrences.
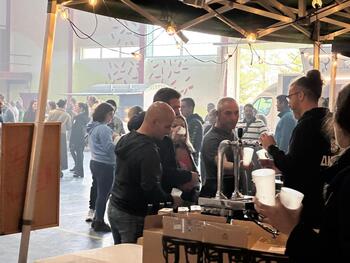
[279,187,304,209]
[256,149,269,160]
[243,147,254,166]
[252,168,276,206]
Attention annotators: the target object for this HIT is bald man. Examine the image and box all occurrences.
[108,102,181,244]
[200,97,240,197]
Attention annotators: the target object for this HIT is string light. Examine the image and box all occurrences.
[131,52,142,61]
[246,33,257,43]
[312,0,323,8]
[89,0,98,7]
[59,6,69,20]
[166,24,177,36]
[175,41,182,49]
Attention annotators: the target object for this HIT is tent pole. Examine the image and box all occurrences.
[329,52,338,111]
[313,42,320,70]
[18,1,57,262]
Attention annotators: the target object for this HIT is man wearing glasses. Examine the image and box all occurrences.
[259,70,333,231]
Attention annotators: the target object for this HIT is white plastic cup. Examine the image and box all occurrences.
[252,168,276,206]
[280,187,304,209]
[243,147,254,166]
[256,149,269,160]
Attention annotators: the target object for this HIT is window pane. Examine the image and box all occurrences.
[0,0,6,27]
[153,31,176,45]
[101,48,120,58]
[153,45,180,57]
[120,47,139,58]
[184,31,221,44]
[81,48,100,59]
[183,44,217,56]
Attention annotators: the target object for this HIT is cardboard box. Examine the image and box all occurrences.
[142,213,287,263]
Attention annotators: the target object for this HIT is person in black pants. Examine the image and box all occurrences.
[69,102,90,177]
[260,70,333,229]
[255,83,350,262]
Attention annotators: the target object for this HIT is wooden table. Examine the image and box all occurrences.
[35,244,142,263]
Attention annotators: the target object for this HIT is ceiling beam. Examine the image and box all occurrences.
[335,0,350,14]
[257,0,310,38]
[257,21,289,37]
[292,24,311,38]
[229,2,293,23]
[178,5,234,31]
[320,27,350,40]
[120,0,166,28]
[204,5,247,36]
[310,1,350,23]
[333,11,350,19]
[255,0,279,13]
[264,0,296,19]
[298,0,306,17]
[320,17,350,28]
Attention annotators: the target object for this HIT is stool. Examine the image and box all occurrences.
[162,235,203,263]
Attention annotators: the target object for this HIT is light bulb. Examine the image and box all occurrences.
[59,7,69,20]
[246,33,257,43]
[166,25,176,36]
[132,52,142,61]
[312,0,322,8]
[89,0,98,7]
[175,41,182,49]
[224,54,232,60]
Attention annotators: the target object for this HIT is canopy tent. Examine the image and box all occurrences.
[58,0,350,44]
[17,1,350,262]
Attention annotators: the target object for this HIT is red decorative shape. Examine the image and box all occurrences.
[171,80,177,85]
[188,85,194,90]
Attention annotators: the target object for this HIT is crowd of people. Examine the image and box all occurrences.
[1,69,349,261]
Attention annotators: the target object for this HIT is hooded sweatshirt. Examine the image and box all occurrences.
[87,121,116,165]
[110,131,173,216]
[268,107,332,228]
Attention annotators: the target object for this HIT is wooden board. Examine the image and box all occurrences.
[0,123,60,235]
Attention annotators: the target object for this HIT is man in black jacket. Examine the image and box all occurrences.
[181,97,204,164]
[128,88,200,198]
[260,70,332,229]
[108,102,182,244]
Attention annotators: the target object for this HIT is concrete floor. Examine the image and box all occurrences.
[0,152,114,262]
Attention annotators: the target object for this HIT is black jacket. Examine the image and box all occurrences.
[110,131,173,217]
[268,108,332,228]
[128,113,193,191]
[69,113,90,148]
[286,147,350,262]
[186,113,204,164]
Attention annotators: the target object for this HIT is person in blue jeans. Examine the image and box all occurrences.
[87,102,116,232]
